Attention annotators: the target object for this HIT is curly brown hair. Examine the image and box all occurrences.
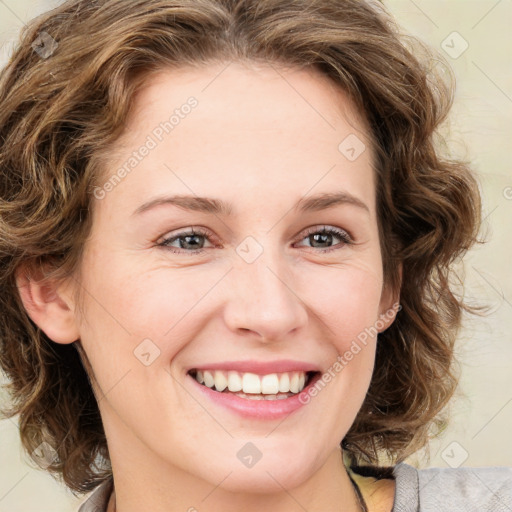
[0,0,484,496]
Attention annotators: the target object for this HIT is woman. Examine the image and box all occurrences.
[0,0,509,511]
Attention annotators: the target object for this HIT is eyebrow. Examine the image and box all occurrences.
[131,191,370,217]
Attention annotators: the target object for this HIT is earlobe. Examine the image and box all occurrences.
[15,265,80,344]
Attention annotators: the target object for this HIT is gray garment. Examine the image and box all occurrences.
[78,462,512,512]
[392,463,512,512]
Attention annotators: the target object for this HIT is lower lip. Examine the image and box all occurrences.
[188,372,322,420]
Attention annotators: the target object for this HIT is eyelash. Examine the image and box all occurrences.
[157,225,354,255]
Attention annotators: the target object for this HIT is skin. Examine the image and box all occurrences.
[17,61,401,512]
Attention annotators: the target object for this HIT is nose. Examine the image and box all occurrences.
[223,247,308,342]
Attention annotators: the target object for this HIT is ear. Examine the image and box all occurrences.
[15,264,80,344]
[377,262,402,333]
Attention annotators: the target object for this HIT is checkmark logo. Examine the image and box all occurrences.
[134,338,161,366]
[237,442,263,468]
[441,31,469,59]
[236,236,263,264]
[338,134,366,162]
[31,31,58,59]
[441,441,469,468]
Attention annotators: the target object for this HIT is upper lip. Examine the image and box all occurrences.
[188,359,321,375]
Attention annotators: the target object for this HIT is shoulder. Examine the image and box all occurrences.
[77,478,113,512]
[350,462,512,512]
[78,464,512,512]
[415,464,512,511]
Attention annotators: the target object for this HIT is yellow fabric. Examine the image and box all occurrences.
[343,453,396,512]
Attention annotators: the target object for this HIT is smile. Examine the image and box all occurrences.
[189,369,317,399]
[187,369,322,419]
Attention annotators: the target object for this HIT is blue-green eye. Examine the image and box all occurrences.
[158,225,353,255]
[294,226,353,253]
[158,227,213,255]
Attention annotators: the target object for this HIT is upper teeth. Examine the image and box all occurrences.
[193,370,308,394]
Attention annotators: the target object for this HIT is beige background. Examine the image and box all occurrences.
[0,0,511,510]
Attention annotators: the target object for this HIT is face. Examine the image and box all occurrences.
[57,62,399,492]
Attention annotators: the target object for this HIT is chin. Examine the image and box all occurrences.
[216,470,311,495]
[198,454,316,494]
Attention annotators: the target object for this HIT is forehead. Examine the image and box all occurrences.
[128,61,371,142]
[93,61,376,221]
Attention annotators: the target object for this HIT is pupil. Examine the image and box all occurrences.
[181,234,203,250]
[311,233,331,248]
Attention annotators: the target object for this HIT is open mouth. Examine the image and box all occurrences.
[187,369,321,400]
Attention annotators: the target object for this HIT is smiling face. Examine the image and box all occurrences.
[50,61,399,495]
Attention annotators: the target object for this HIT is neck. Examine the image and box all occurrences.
[100,400,366,512]
[106,440,364,512]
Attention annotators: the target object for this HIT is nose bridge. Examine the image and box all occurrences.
[224,238,307,340]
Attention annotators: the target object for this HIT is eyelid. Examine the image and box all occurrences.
[157,224,355,255]
[156,226,217,252]
[157,226,215,244]
[296,225,354,244]
[292,225,354,253]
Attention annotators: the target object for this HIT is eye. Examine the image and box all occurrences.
[294,225,353,253]
[157,227,214,255]
[157,225,354,255]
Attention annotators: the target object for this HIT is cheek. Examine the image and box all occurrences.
[72,252,175,394]
[301,259,383,402]
[77,247,181,339]
[74,253,220,398]
[304,259,383,342]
